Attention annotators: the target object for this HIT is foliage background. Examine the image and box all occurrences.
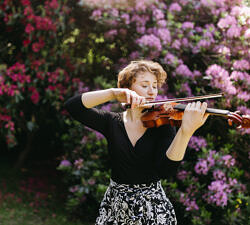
[0,0,249,224]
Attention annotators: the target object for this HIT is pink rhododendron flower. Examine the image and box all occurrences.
[69,186,79,193]
[136,34,162,52]
[182,38,189,48]
[152,9,164,20]
[186,200,199,211]
[121,13,130,25]
[104,29,117,39]
[171,40,181,50]
[91,9,102,20]
[180,82,192,96]
[221,155,235,167]
[136,26,146,34]
[176,64,193,78]
[195,159,209,175]
[30,88,40,104]
[129,51,140,60]
[188,136,207,151]
[213,170,226,181]
[206,64,236,95]
[182,22,194,30]
[32,39,45,52]
[157,28,171,44]
[110,8,119,17]
[197,39,211,49]
[236,106,250,115]
[217,15,237,29]
[21,0,31,6]
[233,59,250,70]
[177,170,190,180]
[74,158,84,169]
[226,25,241,38]
[207,180,233,207]
[244,29,250,39]
[23,39,31,47]
[59,160,71,167]
[201,0,226,7]
[169,3,182,12]
[48,0,59,9]
[25,23,34,34]
[180,193,199,211]
[131,14,149,26]
[237,91,250,101]
[216,45,231,55]
[88,178,96,185]
[157,19,167,28]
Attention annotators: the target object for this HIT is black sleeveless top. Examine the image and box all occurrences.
[64,94,181,184]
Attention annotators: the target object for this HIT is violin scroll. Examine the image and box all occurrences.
[228,113,250,129]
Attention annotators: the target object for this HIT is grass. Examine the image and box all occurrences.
[0,159,95,225]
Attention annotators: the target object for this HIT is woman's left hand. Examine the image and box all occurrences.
[180,101,209,136]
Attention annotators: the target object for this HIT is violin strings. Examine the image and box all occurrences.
[142,93,223,107]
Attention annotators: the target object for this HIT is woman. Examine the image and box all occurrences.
[65,60,208,225]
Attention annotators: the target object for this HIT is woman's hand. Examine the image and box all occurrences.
[111,88,146,109]
[180,101,209,136]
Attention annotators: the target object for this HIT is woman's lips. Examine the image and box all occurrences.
[146,98,154,101]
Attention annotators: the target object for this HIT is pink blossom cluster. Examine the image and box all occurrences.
[179,82,192,96]
[23,7,57,33]
[206,180,230,206]
[220,155,235,168]
[175,64,193,78]
[163,53,178,66]
[206,64,237,95]
[0,114,14,132]
[169,3,182,12]
[194,150,216,175]
[180,193,199,211]
[177,170,191,180]
[179,182,199,211]
[28,87,40,104]
[59,159,72,168]
[232,59,250,70]
[1,63,30,97]
[188,136,207,151]
[136,34,162,52]
[74,158,84,169]
[205,176,239,207]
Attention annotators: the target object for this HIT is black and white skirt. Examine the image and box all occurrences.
[95,179,177,225]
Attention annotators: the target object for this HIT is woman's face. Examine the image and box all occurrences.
[130,72,158,101]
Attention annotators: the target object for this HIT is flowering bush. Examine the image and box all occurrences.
[58,0,250,223]
[170,137,249,224]
[0,0,80,167]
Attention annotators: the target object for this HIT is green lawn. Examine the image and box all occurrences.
[0,160,94,225]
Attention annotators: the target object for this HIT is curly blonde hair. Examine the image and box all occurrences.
[117,60,167,88]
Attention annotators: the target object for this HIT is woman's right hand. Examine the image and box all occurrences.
[111,88,146,109]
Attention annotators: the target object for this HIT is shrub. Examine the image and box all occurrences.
[59,0,250,223]
[0,0,80,167]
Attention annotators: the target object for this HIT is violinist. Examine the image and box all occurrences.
[64,60,209,225]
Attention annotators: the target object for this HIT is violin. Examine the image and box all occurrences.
[123,93,250,129]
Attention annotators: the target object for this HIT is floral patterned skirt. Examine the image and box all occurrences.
[95,179,177,225]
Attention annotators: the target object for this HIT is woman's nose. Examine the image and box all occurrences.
[148,86,154,94]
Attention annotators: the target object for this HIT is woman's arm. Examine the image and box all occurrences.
[81,89,115,108]
[166,101,209,161]
[82,88,146,109]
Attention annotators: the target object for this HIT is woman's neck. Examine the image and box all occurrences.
[124,107,143,123]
